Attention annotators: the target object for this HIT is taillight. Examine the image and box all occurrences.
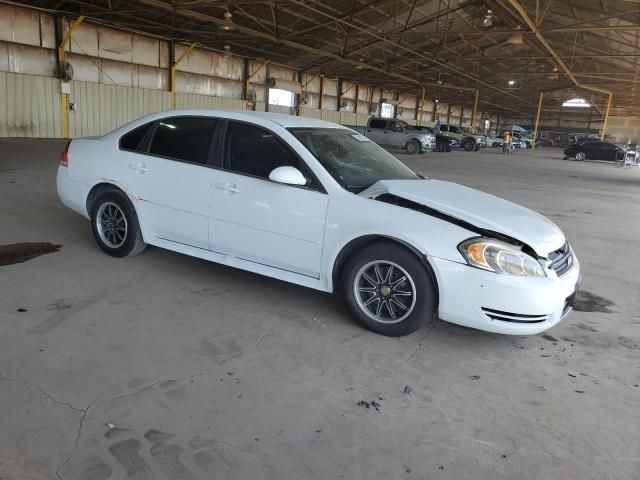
[60,139,72,167]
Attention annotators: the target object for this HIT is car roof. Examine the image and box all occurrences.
[107,108,348,138]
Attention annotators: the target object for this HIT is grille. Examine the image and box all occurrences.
[481,307,549,324]
[548,242,573,277]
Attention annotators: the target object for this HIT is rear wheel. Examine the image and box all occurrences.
[405,139,420,155]
[90,189,146,258]
[575,151,587,161]
[463,139,475,152]
[342,242,436,336]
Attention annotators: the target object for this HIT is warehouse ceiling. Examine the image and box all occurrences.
[19,0,640,118]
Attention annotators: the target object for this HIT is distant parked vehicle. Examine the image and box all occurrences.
[411,125,451,152]
[563,140,624,162]
[487,135,503,148]
[437,124,487,151]
[354,118,436,154]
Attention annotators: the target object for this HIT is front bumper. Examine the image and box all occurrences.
[431,255,580,335]
[420,139,435,151]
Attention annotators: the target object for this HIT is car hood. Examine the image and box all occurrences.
[359,179,565,256]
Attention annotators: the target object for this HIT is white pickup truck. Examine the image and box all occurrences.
[436,124,487,151]
[352,118,436,154]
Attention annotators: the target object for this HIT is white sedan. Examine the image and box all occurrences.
[57,110,580,337]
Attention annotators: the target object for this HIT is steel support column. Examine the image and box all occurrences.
[601,93,613,141]
[171,42,196,109]
[57,15,85,138]
[471,89,479,133]
[532,91,543,150]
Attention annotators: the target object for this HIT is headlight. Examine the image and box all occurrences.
[458,238,546,277]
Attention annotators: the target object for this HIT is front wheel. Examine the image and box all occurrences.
[575,151,587,161]
[463,139,475,152]
[405,139,420,155]
[342,242,437,336]
[90,189,147,258]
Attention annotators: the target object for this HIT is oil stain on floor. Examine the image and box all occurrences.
[573,291,615,313]
[0,242,62,266]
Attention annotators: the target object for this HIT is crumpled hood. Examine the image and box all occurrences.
[359,179,565,256]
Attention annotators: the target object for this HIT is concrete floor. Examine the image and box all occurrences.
[1,138,639,480]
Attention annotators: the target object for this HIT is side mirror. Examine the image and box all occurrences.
[269,166,307,186]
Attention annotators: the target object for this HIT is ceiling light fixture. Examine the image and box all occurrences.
[220,10,235,31]
[562,97,591,108]
[508,80,515,85]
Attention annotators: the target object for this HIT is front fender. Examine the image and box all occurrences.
[321,194,474,291]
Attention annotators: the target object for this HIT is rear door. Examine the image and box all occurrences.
[365,118,387,145]
[387,121,406,148]
[123,116,218,250]
[582,141,601,159]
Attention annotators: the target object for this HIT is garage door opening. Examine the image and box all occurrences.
[269,88,295,107]
[380,102,395,118]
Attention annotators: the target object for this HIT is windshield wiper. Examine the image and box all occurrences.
[343,184,371,193]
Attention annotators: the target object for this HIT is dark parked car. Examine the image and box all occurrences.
[564,140,624,162]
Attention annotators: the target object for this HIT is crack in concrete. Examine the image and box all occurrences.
[403,324,437,367]
[3,329,280,480]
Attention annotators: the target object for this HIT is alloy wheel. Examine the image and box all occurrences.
[96,201,128,248]
[353,260,417,324]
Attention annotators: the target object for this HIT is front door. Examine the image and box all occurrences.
[125,116,218,250]
[387,121,406,148]
[210,121,328,278]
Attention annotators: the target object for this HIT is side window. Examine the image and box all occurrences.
[369,119,385,129]
[451,126,461,134]
[119,122,154,152]
[149,116,217,164]
[224,122,318,188]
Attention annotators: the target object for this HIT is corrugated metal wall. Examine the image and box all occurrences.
[176,93,246,111]
[0,71,61,137]
[68,81,171,137]
[0,2,487,139]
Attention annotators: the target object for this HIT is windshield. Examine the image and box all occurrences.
[288,127,419,192]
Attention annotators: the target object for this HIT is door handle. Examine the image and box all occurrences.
[129,162,148,173]
[215,182,239,194]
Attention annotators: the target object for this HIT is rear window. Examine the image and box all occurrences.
[369,119,386,129]
[149,116,218,165]
[119,122,154,152]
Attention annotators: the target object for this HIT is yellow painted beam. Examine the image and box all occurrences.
[302,72,321,90]
[601,93,612,141]
[58,15,85,138]
[245,60,269,103]
[532,91,544,150]
[341,81,359,96]
[471,89,479,133]
[418,88,425,126]
[171,43,196,109]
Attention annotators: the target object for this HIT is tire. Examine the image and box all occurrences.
[575,151,586,161]
[492,142,500,148]
[405,139,420,155]
[436,142,444,153]
[463,139,475,152]
[342,241,437,337]
[90,188,147,258]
